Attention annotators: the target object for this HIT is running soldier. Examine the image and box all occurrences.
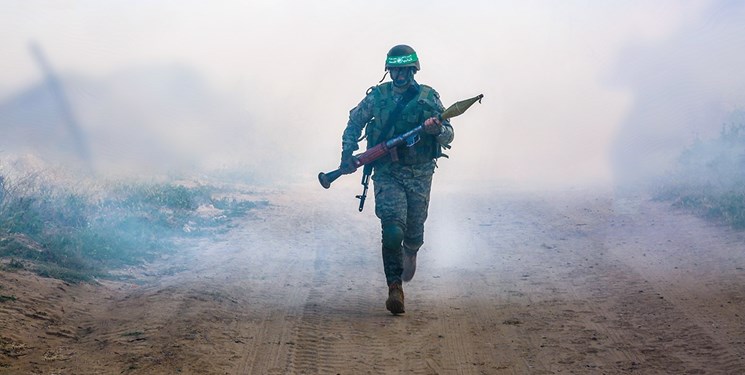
[338,44,454,314]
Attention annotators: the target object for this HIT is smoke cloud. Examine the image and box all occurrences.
[1,1,741,188]
[610,2,745,186]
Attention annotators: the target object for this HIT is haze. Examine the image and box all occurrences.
[1,0,743,188]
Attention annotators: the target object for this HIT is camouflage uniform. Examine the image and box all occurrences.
[341,80,454,286]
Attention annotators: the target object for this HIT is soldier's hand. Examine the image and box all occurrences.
[423,116,443,135]
[339,150,359,174]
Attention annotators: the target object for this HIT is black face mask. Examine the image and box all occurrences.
[389,67,415,88]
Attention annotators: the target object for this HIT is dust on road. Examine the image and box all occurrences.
[2,183,745,374]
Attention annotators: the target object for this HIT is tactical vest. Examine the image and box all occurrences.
[365,82,442,167]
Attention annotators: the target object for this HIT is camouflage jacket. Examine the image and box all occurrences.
[341,81,454,173]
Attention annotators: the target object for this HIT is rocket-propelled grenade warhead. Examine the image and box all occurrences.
[440,94,484,120]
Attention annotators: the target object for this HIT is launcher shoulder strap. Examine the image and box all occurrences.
[374,84,420,144]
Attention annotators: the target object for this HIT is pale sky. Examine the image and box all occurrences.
[1,0,742,188]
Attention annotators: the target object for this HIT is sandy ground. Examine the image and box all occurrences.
[1,182,745,374]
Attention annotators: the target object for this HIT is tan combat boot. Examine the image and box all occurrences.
[385,283,405,315]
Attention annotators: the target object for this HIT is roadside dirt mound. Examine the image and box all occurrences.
[1,184,744,374]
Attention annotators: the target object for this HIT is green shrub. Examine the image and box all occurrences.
[657,121,745,228]
[7,258,24,270]
[0,173,263,282]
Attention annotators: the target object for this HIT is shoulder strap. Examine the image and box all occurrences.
[373,85,420,145]
[415,85,440,110]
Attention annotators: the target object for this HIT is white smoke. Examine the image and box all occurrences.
[1,1,739,189]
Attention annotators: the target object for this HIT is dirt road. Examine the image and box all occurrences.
[2,183,745,374]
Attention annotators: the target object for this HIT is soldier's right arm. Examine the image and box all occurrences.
[341,92,375,155]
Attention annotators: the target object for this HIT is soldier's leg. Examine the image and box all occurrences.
[401,173,433,282]
[374,175,408,314]
[373,176,407,287]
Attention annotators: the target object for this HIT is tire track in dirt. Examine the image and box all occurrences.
[535,192,745,373]
[284,202,391,374]
[418,188,545,374]
[416,229,503,373]
[231,193,317,375]
[461,192,607,374]
[601,197,745,372]
[285,228,342,374]
[524,198,653,373]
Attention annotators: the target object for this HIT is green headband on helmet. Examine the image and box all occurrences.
[386,53,418,66]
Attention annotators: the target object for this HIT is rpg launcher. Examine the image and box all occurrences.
[318,93,484,189]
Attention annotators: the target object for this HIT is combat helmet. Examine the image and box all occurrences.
[385,45,420,71]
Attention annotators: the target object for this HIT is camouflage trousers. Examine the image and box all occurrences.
[372,161,435,285]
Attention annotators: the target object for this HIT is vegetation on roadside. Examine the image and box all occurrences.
[0,169,266,283]
[656,120,745,229]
